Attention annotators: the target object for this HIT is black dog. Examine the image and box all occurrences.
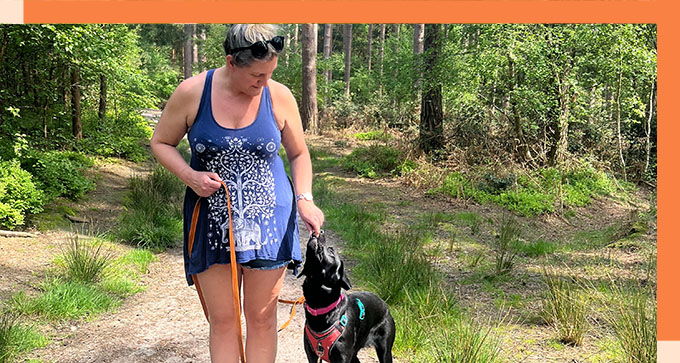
[298,231,396,363]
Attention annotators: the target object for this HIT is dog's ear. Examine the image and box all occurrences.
[336,261,351,291]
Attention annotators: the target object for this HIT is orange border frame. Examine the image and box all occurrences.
[11,0,679,344]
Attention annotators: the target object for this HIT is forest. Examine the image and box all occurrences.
[0,24,656,363]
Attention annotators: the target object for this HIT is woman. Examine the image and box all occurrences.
[151,24,324,363]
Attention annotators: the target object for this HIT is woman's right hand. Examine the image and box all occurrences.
[186,170,223,197]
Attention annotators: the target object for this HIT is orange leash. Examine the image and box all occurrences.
[188,180,246,363]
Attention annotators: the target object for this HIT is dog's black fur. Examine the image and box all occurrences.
[298,231,396,363]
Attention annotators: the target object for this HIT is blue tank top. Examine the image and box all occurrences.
[182,69,301,285]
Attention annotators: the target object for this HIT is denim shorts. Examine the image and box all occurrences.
[241,259,291,271]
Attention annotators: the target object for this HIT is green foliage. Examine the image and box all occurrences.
[0,311,48,363]
[493,216,521,275]
[342,145,411,178]
[541,269,589,346]
[352,130,393,142]
[20,150,94,201]
[61,236,113,284]
[0,160,44,229]
[595,284,656,363]
[514,239,557,257]
[437,164,620,216]
[11,279,119,321]
[116,164,184,250]
[77,113,152,162]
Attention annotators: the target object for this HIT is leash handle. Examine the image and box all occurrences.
[188,180,246,363]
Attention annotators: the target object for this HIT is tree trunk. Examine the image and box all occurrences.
[343,24,353,99]
[419,24,444,155]
[644,79,656,176]
[378,24,386,95]
[98,74,107,123]
[183,24,194,80]
[413,24,425,103]
[506,54,531,163]
[301,24,319,134]
[192,24,198,65]
[615,59,627,181]
[547,72,570,166]
[71,66,82,140]
[367,24,373,73]
[323,24,333,84]
[199,26,207,70]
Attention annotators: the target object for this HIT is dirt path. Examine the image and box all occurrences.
[3,159,381,363]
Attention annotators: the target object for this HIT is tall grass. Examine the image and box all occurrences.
[312,153,503,362]
[541,268,589,346]
[11,279,119,321]
[0,310,48,363]
[116,164,184,250]
[590,275,657,363]
[493,216,521,275]
[61,235,113,283]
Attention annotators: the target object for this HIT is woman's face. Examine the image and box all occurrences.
[229,56,278,96]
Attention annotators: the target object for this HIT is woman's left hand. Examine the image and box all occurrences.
[297,200,324,236]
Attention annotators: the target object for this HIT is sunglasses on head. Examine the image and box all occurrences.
[228,36,285,59]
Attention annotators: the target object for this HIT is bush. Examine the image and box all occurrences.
[77,113,152,162]
[342,145,411,179]
[0,160,44,229]
[116,164,184,250]
[20,150,94,201]
[437,163,619,216]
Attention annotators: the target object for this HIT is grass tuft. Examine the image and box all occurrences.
[11,279,119,321]
[541,268,589,346]
[0,310,48,363]
[61,235,113,283]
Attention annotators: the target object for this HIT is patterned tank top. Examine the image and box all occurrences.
[182,69,301,285]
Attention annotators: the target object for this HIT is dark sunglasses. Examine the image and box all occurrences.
[228,36,285,59]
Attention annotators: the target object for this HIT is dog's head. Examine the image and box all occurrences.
[297,231,351,292]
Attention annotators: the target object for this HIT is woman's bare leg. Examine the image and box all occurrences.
[194,263,243,363]
[242,267,287,363]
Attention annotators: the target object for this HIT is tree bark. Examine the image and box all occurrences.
[343,24,353,99]
[367,24,373,73]
[644,79,656,176]
[98,74,107,122]
[413,24,425,102]
[419,24,444,155]
[378,24,386,95]
[183,24,194,80]
[192,24,198,65]
[323,24,333,84]
[301,24,319,134]
[71,66,82,140]
[615,58,627,181]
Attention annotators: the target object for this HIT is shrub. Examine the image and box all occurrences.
[20,150,94,201]
[116,164,184,250]
[77,113,152,162]
[0,160,44,229]
[342,145,410,179]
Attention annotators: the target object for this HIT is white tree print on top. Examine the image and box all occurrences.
[197,136,278,252]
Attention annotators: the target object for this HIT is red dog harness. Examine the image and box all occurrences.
[304,294,348,362]
[305,318,347,362]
